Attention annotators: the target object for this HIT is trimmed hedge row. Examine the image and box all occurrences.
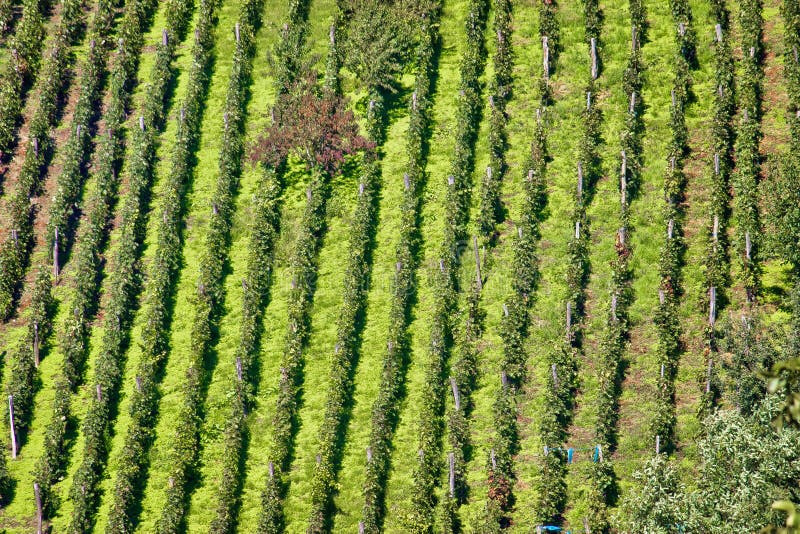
[156,3,309,533]
[0,0,54,158]
[587,10,647,532]
[0,0,83,320]
[65,1,197,530]
[359,1,489,532]
[732,0,764,304]
[651,2,694,455]
[103,3,219,532]
[1,0,114,451]
[306,8,440,534]
[30,0,159,520]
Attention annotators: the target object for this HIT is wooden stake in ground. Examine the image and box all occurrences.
[8,395,16,459]
[34,482,43,534]
[473,235,482,291]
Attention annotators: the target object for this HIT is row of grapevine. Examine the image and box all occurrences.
[0,0,93,450]
[731,0,764,304]
[650,0,694,456]
[535,0,603,524]
[155,2,309,532]
[258,12,345,529]
[257,142,335,530]
[413,0,503,530]
[359,0,489,531]
[702,0,736,348]
[306,5,441,532]
[587,7,647,531]
[478,4,555,529]
[102,2,219,532]
[201,4,272,533]
[0,0,82,319]
[0,0,55,161]
[30,0,159,520]
[64,0,197,529]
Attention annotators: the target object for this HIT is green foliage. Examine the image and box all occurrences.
[0,0,84,319]
[104,2,219,531]
[307,4,441,533]
[620,455,685,533]
[359,0,488,531]
[684,403,800,533]
[338,0,415,93]
[153,2,273,532]
[65,0,197,530]
[32,0,159,521]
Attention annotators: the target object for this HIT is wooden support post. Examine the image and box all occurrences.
[35,482,43,534]
[629,91,636,114]
[447,175,454,186]
[551,363,559,389]
[53,226,59,281]
[439,259,445,273]
[584,517,591,534]
[162,28,168,46]
[490,448,497,470]
[586,91,591,110]
[655,434,660,454]
[715,23,723,43]
[359,182,365,196]
[450,377,461,411]
[618,227,626,247]
[706,359,713,393]
[268,461,275,478]
[678,22,685,37]
[620,151,627,207]
[135,375,142,392]
[359,522,365,534]
[575,220,581,240]
[577,161,583,199]
[403,173,410,190]
[473,236,482,291]
[659,289,665,305]
[139,116,145,131]
[366,446,372,463]
[412,90,417,111]
[709,286,717,327]
[661,363,665,379]
[448,452,455,498]
[9,395,16,459]
[667,219,674,239]
[590,37,598,79]
[33,322,39,368]
[750,46,755,58]
[502,303,508,317]
[236,357,243,381]
[671,88,676,108]
[235,22,240,42]
[500,371,508,388]
[714,152,719,175]
[745,231,752,260]
[542,36,549,78]
[96,384,102,402]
